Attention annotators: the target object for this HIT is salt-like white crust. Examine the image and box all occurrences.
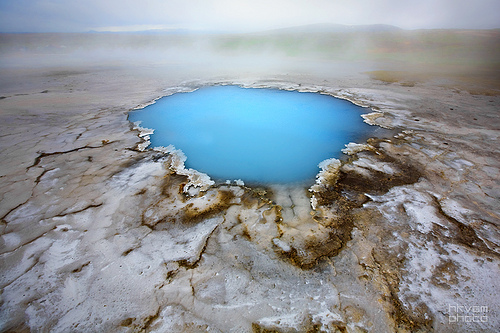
[341,142,373,155]
[154,145,215,193]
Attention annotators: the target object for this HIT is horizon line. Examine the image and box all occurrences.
[1,23,500,34]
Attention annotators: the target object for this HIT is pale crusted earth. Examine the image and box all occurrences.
[0,62,499,333]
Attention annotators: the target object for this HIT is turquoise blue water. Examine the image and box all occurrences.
[129,85,371,184]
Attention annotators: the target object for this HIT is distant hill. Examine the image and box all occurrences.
[87,28,201,35]
[259,23,404,34]
[87,24,403,35]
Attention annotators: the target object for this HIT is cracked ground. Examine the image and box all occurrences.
[1,54,499,332]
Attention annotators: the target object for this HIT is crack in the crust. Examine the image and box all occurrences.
[0,256,40,290]
[287,194,297,217]
[7,280,66,332]
[2,203,103,251]
[3,141,114,223]
[34,167,54,186]
[155,302,223,332]
[432,196,499,257]
[140,306,161,331]
[115,226,154,255]
[69,261,91,274]
[2,200,103,227]
[53,203,103,218]
[370,248,431,331]
[27,142,117,171]
[1,198,31,221]
[0,224,58,257]
[189,275,196,299]
[0,237,54,288]
[176,224,219,269]
[1,168,54,222]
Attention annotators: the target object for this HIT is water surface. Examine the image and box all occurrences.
[129,85,372,184]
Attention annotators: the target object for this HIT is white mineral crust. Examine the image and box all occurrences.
[1,50,499,333]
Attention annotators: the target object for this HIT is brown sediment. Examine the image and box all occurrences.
[71,261,91,273]
[281,226,352,270]
[122,248,135,256]
[372,246,434,332]
[240,191,261,209]
[313,139,422,208]
[264,205,283,222]
[134,188,147,196]
[252,315,347,333]
[251,323,279,333]
[365,70,426,86]
[430,260,459,288]
[317,141,422,206]
[234,186,275,209]
[120,318,134,327]
[159,173,189,198]
[177,224,219,269]
[181,190,235,224]
[338,152,422,196]
[119,307,160,331]
[433,196,499,257]
[240,223,252,241]
[2,324,31,333]
[366,69,500,96]
[2,29,499,332]
[320,141,434,330]
[281,139,424,271]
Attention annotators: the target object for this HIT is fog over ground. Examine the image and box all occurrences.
[1,0,500,33]
[1,2,500,333]
[0,25,499,331]
[1,0,498,87]
[1,27,498,96]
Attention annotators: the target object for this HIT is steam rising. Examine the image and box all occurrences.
[1,0,500,33]
[1,27,498,84]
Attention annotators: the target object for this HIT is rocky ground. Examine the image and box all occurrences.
[0,55,499,332]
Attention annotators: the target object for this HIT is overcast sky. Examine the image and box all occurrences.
[1,0,499,33]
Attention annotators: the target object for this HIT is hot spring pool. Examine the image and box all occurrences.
[129,85,373,184]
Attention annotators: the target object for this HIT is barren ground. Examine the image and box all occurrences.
[1,31,499,332]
